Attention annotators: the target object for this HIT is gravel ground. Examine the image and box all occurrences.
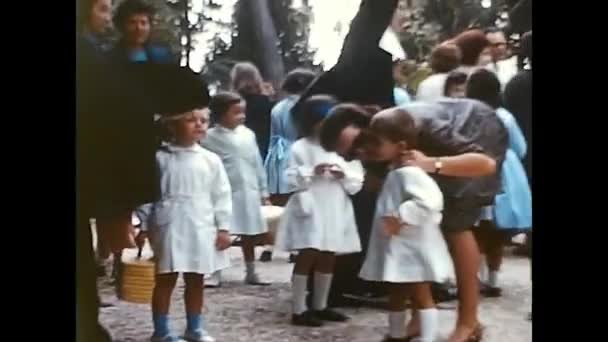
[99,246,531,342]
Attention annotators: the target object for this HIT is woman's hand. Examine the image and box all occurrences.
[215,231,232,251]
[96,212,136,253]
[135,231,147,249]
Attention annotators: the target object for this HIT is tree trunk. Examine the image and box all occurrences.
[241,0,286,89]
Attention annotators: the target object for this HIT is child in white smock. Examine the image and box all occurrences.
[135,67,233,342]
[358,107,454,342]
[202,91,272,286]
[275,95,365,327]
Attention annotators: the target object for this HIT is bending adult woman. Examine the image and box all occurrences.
[319,99,508,342]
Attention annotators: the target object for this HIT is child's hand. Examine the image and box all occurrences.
[135,231,147,249]
[314,163,331,175]
[329,166,345,179]
[262,198,273,206]
[382,217,404,237]
[215,230,232,251]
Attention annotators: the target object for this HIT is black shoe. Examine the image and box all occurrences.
[313,308,350,322]
[292,311,324,327]
[99,301,114,308]
[382,335,409,342]
[480,284,503,298]
[260,250,273,262]
[288,253,296,263]
[527,312,532,321]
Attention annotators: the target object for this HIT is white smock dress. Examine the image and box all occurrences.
[136,143,233,275]
[359,166,454,283]
[275,138,364,254]
[202,125,269,236]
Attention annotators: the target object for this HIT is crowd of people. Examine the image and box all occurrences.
[77,0,532,342]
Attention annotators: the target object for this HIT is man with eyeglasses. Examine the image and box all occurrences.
[484,27,518,87]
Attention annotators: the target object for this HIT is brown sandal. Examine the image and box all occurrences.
[449,324,484,342]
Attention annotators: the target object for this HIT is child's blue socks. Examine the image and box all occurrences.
[186,313,204,333]
[152,313,170,337]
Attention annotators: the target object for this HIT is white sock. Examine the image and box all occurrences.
[246,262,255,277]
[312,272,333,311]
[292,274,309,315]
[488,270,499,288]
[479,255,489,283]
[264,246,274,252]
[418,308,438,342]
[388,310,407,339]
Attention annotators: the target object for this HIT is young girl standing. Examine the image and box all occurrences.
[135,66,233,342]
[275,96,365,327]
[202,91,272,286]
[358,107,454,342]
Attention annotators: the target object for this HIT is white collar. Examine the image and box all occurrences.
[379,28,406,61]
[163,142,203,153]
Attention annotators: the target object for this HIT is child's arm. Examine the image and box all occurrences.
[285,144,314,192]
[381,168,443,236]
[255,144,270,202]
[211,158,233,233]
[134,203,153,245]
[333,160,366,195]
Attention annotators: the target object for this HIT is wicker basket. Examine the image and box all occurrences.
[261,205,284,245]
[120,257,155,304]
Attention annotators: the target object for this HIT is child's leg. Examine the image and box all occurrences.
[241,234,270,285]
[152,273,179,338]
[387,283,410,339]
[485,228,505,291]
[312,252,336,311]
[292,249,319,315]
[410,282,438,342]
[183,273,207,334]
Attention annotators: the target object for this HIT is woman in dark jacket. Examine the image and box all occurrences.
[78,1,161,340]
[230,62,276,160]
[109,0,175,64]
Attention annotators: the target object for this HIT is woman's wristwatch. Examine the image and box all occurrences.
[434,157,443,175]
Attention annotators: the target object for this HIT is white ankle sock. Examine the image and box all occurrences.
[479,255,489,283]
[488,270,499,288]
[313,272,333,311]
[418,308,438,342]
[292,274,308,315]
[388,310,407,339]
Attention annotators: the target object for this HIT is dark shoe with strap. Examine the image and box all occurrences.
[259,250,273,262]
[292,311,324,327]
[313,308,350,322]
[480,283,503,298]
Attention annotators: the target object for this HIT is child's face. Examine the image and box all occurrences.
[220,101,246,129]
[171,108,209,145]
[447,84,466,98]
[372,136,406,162]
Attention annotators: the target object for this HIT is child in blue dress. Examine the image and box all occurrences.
[467,68,532,297]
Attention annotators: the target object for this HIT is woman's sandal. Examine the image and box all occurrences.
[449,324,484,342]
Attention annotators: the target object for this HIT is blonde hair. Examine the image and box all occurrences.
[230,62,264,95]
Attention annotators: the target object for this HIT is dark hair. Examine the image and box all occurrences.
[282,69,317,94]
[466,69,501,109]
[430,43,462,73]
[113,0,155,33]
[370,108,418,149]
[319,103,371,151]
[453,30,490,66]
[295,95,338,138]
[209,91,243,122]
[520,31,532,62]
[443,71,468,96]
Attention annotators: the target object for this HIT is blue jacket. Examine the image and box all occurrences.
[109,41,176,64]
